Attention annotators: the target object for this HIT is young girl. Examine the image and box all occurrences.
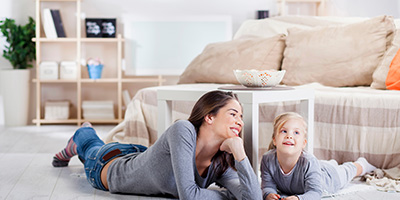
[53,90,262,200]
[260,112,376,200]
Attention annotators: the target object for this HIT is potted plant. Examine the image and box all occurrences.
[0,17,35,126]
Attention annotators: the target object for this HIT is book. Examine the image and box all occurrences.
[42,8,57,39]
[50,9,66,37]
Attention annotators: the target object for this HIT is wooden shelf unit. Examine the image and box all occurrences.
[277,0,326,16]
[33,0,164,126]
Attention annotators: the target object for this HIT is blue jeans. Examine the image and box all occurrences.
[73,127,147,191]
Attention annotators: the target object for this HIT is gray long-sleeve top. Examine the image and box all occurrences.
[108,120,262,200]
[261,149,344,200]
[260,149,323,200]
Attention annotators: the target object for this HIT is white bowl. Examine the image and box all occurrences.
[233,69,286,87]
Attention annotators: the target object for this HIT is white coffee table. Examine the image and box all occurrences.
[157,84,314,174]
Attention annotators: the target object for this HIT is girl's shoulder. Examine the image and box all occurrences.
[300,151,318,162]
[261,149,277,161]
[298,151,320,169]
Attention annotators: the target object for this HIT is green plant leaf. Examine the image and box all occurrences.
[0,17,36,69]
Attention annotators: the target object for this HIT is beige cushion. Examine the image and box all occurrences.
[281,15,395,87]
[178,34,286,84]
[371,30,400,89]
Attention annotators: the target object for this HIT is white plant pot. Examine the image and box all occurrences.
[0,69,30,126]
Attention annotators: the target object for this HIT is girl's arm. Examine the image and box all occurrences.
[260,154,279,199]
[296,157,323,200]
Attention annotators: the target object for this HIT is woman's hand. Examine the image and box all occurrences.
[220,137,246,161]
[266,193,281,200]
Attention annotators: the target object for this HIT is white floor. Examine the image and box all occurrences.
[0,125,399,200]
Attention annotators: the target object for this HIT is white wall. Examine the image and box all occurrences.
[1,0,400,70]
[1,0,400,124]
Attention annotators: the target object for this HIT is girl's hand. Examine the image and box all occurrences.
[282,196,299,200]
[266,193,281,200]
[220,137,246,161]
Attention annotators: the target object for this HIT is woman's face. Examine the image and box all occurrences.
[273,118,307,156]
[209,99,243,139]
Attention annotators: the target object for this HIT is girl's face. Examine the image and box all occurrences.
[273,118,307,156]
[208,99,243,139]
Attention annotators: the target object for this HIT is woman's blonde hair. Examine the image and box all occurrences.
[267,112,308,150]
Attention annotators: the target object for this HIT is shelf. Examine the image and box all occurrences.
[39,0,79,2]
[33,79,78,83]
[81,78,119,83]
[32,38,78,42]
[33,78,163,83]
[32,37,125,43]
[33,118,122,124]
[122,78,166,83]
[32,119,78,124]
[34,0,163,126]
[277,0,324,2]
[81,38,125,42]
[80,119,122,123]
[277,0,326,16]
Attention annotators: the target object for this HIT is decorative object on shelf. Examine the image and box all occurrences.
[44,101,70,120]
[86,57,103,79]
[50,9,66,37]
[42,8,66,38]
[42,8,57,38]
[39,61,59,80]
[60,61,77,79]
[85,18,116,38]
[257,10,269,19]
[0,17,35,126]
[82,100,115,119]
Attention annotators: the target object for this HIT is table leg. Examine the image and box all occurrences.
[300,98,314,154]
[241,102,259,174]
[158,99,172,140]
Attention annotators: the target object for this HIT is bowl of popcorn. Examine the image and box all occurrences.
[233,69,286,87]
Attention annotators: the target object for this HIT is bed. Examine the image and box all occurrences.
[105,15,400,169]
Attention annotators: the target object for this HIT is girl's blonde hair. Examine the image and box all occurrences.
[267,112,308,150]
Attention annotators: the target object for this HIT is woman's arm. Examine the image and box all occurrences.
[217,157,263,200]
[167,121,231,199]
[219,137,246,161]
[216,137,262,200]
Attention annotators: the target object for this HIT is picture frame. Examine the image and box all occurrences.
[85,18,116,38]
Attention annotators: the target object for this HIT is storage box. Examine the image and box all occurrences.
[60,61,77,79]
[40,61,58,80]
[82,101,115,119]
[44,101,69,120]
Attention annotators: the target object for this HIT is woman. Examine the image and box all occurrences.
[52,90,262,199]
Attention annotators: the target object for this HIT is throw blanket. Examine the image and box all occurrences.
[364,164,400,192]
[105,83,400,169]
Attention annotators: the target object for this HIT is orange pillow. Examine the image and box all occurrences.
[386,48,400,90]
